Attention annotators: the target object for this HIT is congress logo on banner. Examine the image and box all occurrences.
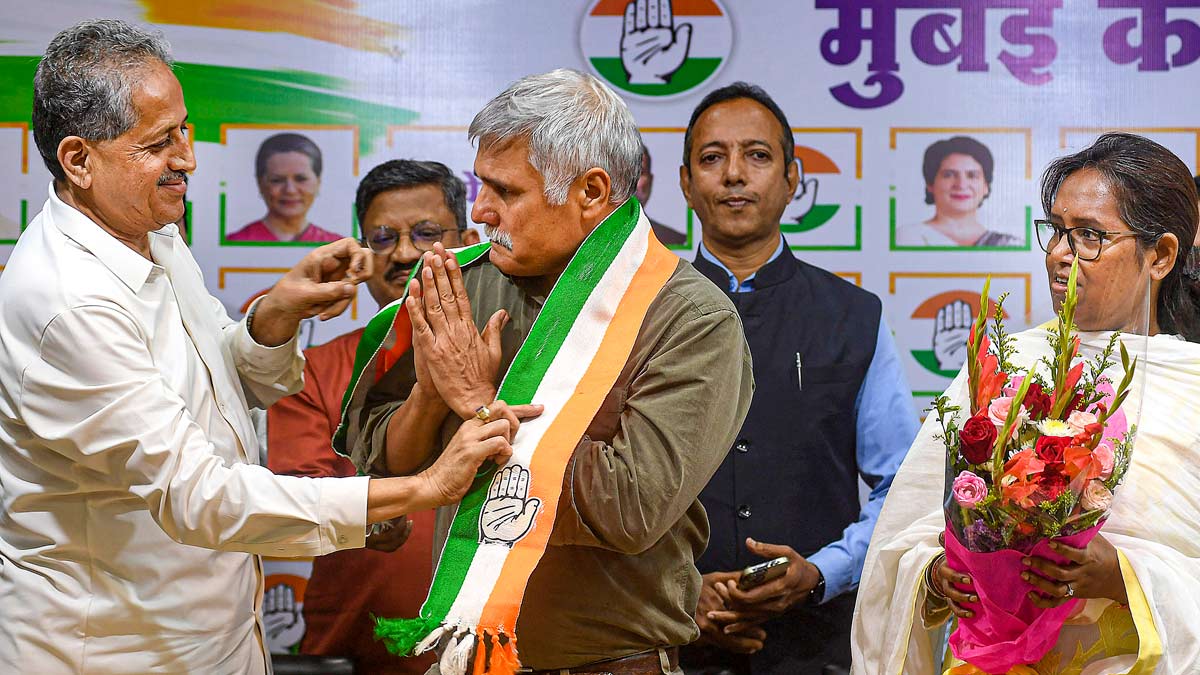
[781,130,863,250]
[888,272,1032,416]
[580,0,733,99]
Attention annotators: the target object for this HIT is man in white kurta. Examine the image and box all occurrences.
[0,19,522,674]
[0,185,378,672]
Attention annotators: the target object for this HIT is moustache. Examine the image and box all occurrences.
[484,225,513,251]
[385,263,417,283]
[157,171,189,186]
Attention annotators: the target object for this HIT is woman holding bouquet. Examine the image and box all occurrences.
[852,133,1200,675]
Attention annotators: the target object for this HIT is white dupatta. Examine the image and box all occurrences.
[851,330,1200,675]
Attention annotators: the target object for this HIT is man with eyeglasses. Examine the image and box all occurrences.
[266,159,478,674]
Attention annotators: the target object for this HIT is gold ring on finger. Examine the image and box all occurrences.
[475,405,491,423]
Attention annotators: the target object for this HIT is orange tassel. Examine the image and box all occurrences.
[471,627,488,675]
[487,631,520,675]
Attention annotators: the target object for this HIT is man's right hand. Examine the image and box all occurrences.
[417,400,542,506]
[696,572,767,654]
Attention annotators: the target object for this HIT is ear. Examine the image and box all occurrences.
[785,158,800,199]
[1149,232,1180,281]
[577,167,612,223]
[461,227,481,246]
[679,164,693,208]
[57,136,92,190]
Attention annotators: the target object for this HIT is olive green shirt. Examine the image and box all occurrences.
[351,256,753,669]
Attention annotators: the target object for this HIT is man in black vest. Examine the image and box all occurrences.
[677,83,919,674]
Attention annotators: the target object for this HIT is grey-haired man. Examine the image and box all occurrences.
[352,69,753,675]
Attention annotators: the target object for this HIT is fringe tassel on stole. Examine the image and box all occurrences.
[373,615,439,656]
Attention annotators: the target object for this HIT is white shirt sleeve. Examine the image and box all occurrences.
[17,303,367,556]
[218,293,306,410]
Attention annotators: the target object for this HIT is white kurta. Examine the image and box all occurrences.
[0,186,370,673]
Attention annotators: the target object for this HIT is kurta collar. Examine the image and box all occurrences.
[46,183,171,292]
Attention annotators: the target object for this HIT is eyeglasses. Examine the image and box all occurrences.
[1033,220,1141,261]
[363,221,454,254]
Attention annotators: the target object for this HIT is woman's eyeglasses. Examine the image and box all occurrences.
[1034,220,1141,261]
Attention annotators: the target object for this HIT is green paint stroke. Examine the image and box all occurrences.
[912,350,961,379]
[0,57,416,156]
[590,57,720,96]
[780,204,840,234]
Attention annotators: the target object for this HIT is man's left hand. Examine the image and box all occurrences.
[253,238,373,346]
[707,538,821,631]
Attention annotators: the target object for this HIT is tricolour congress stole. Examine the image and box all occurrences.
[332,198,676,674]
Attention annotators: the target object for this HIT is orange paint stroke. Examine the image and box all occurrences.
[140,0,407,56]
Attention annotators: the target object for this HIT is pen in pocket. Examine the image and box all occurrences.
[795,352,802,391]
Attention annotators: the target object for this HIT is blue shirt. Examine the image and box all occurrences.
[697,240,918,602]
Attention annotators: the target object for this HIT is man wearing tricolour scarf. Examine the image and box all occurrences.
[340,69,754,675]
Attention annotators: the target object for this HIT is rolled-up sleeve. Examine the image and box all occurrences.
[550,306,754,554]
[18,304,367,556]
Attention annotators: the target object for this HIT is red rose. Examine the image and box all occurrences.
[1024,383,1052,420]
[1035,435,1071,464]
[1038,469,1070,501]
[959,413,998,464]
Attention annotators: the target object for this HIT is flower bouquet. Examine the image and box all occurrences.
[933,262,1138,674]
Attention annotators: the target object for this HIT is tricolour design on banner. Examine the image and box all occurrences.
[888,272,1032,416]
[580,0,732,98]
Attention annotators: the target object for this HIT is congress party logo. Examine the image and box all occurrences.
[910,291,1008,378]
[580,0,733,99]
[782,145,840,233]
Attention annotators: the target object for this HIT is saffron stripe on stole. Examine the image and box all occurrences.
[477,229,678,632]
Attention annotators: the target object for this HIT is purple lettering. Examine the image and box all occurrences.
[816,0,904,109]
[461,170,481,202]
[1100,1,1200,71]
[997,1,1060,86]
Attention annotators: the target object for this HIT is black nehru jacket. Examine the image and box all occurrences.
[687,245,882,674]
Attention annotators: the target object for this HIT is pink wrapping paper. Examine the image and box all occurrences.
[944,523,1104,674]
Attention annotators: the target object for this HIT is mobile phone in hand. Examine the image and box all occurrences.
[738,556,790,590]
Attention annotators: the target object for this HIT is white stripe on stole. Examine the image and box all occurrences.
[443,214,653,626]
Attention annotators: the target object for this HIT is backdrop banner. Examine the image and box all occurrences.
[3,0,1198,654]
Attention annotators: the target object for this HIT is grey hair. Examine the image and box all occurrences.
[468,68,642,205]
[33,19,174,181]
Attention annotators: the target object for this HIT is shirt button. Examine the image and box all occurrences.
[735,439,750,454]
[737,505,752,520]
[337,534,347,544]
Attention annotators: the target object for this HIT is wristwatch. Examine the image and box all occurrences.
[808,569,826,604]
